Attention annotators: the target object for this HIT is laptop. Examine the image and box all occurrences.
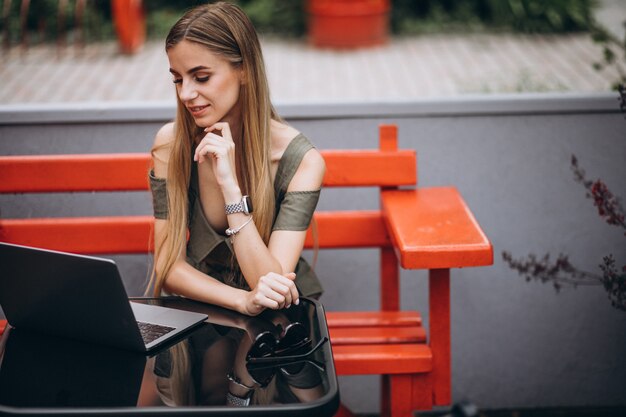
[0,242,207,353]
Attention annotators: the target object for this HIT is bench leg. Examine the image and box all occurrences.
[429,268,451,405]
[380,247,400,417]
[381,375,391,417]
[387,373,433,417]
[410,373,433,411]
[381,247,400,311]
[389,374,412,417]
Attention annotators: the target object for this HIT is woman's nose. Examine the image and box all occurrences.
[179,81,198,102]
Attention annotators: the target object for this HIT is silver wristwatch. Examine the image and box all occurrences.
[225,195,253,215]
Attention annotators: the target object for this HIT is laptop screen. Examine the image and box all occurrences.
[0,297,338,417]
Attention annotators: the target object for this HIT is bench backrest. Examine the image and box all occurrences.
[0,125,415,255]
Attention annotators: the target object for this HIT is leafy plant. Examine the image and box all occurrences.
[482,0,595,33]
[502,107,626,311]
[590,19,626,90]
[238,0,305,37]
[0,0,114,45]
[1,0,600,46]
[391,0,596,34]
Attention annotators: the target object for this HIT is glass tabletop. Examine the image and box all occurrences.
[0,297,339,417]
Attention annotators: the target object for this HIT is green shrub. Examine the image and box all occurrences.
[391,0,597,34]
[238,0,306,37]
[0,0,114,44]
[0,0,599,46]
[482,0,596,33]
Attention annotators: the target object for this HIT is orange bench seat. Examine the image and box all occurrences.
[333,343,432,375]
[325,310,422,328]
[330,326,426,346]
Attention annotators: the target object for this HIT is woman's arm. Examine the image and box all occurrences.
[267,148,325,272]
[154,219,297,315]
[194,124,326,292]
[220,147,325,291]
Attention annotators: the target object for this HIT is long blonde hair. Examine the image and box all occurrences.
[151,2,279,296]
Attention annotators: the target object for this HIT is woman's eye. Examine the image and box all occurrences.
[196,75,210,83]
[172,78,182,84]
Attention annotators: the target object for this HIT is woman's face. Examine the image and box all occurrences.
[167,40,243,128]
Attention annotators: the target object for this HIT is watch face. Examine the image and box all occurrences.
[243,196,253,214]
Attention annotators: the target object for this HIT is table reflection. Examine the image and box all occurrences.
[0,329,146,407]
[150,299,327,407]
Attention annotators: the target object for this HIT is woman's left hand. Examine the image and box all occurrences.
[194,122,238,190]
[242,272,299,316]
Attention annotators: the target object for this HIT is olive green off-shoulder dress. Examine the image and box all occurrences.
[149,134,323,297]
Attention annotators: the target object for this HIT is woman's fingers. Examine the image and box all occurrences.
[251,290,280,310]
[258,276,289,309]
[284,272,299,306]
[206,122,233,143]
[252,272,299,311]
[244,272,300,315]
[194,132,232,163]
[269,273,298,307]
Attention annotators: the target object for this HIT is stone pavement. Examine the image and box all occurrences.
[0,2,624,105]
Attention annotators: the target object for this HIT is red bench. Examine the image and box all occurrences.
[0,124,493,417]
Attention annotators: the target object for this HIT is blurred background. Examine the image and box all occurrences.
[1,1,625,416]
[0,0,624,102]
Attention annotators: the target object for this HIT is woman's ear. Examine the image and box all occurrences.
[238,67,247,85]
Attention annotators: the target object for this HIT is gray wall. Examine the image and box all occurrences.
[1,94,625,413]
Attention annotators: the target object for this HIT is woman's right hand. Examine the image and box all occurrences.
[194,122,239,192]
[241,272,299,316]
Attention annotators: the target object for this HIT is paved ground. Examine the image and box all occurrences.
[0,2,624,105]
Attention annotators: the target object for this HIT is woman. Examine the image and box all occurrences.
[149,2,325,317]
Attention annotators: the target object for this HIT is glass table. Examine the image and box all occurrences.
[0,297,339,416]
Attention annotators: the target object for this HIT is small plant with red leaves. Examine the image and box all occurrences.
[503,89,626,311]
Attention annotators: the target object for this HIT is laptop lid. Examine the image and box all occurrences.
[0,242,206,352]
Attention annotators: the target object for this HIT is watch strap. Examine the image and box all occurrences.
[225,195,251,215]
[226,391,252,406]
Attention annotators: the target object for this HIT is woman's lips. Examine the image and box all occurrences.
[189,104,209,117]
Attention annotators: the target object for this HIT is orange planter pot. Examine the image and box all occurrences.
[112,0,146,54]
[307,0,390,48]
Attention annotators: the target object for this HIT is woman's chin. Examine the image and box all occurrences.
[193,116,215,129]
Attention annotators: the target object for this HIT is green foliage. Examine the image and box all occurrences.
[144,0,305,39]
[391,0,596,34]
[1,0,68,43]
[589,20,626,89]
[392,0,486,33]
[0,0,600,45]
[0,0,113,44]
[144,0,205,39]
[237,0,306,37]
[482,0,595,33]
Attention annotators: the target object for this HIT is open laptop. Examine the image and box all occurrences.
[0,242,207,353]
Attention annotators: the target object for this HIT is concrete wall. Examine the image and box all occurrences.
[1,94,625,413]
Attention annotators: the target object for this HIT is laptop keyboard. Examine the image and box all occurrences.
[137,321,175,345]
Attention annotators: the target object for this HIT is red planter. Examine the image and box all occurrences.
[307,0,390,48]
[112,0,146,54]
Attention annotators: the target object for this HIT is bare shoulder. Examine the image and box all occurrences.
[288,143,326,192]
[152,122,175,178]
[270,119,325,190]
[270,120,300,158]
